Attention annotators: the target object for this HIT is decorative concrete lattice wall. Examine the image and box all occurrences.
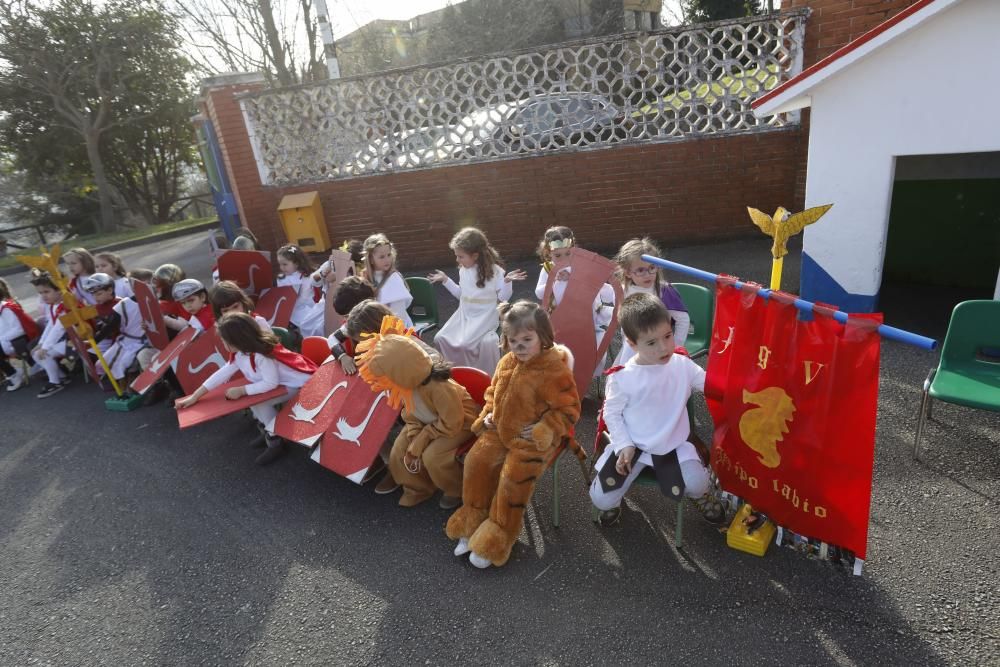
[239,11,807,187]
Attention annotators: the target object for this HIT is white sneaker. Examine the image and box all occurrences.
[468,552,492,569]
[5,370,26,391]
[453,537,471,557]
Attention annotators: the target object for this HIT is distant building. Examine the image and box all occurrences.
[336,4,458,76]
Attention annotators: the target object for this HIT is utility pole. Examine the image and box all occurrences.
[314,0,341,79]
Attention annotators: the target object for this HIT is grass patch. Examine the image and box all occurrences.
[0,216,218,271]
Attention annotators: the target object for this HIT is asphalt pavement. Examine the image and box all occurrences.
[0,230,997,666]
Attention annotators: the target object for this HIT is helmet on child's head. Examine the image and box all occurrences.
[232,235,256,250]
[153,263,185,286]
[81,273,115,293]
[172,278,206,301]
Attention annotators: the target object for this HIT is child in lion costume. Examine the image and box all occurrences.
[446,300,581,568]
[354,316,479,507]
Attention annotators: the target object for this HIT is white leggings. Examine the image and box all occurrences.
[31,343,66,384]
[589,445,711,511]
[669,310,690,348]
[252,387,300,434]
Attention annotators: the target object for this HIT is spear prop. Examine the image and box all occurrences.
[16,245,123,396]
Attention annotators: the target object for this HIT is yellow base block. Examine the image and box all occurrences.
[726,504,776,557]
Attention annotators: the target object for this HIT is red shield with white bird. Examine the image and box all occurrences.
[175,329,235,395]
[130,326,199,394]
[217,250,273,297]
[255,285,298,329]
[133,279,170,350]
[272,359,353,447]
[310,382,400,484]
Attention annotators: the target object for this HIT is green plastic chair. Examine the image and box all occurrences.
[271,326,300,352]
[404,276,440,335]
[914,300,1000,460]
[672,282,714,359]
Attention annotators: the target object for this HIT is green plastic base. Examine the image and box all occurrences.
[105,393,144,412]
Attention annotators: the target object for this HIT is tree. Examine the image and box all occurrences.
[426,0,565,63]
[0,0,197,232]
[173,0,325,85]
[683,0,761,23]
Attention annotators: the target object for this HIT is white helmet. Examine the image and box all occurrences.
[81,273,115,293]
[171,278,206,301]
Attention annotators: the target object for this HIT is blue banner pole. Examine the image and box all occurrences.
[642,254,938,351]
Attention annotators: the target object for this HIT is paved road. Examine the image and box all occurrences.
[9,231,216,318]
[0,231,996,665]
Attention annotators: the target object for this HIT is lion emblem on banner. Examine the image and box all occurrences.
[739,386,796,468]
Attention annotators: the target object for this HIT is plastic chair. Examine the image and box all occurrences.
[301,336,332,366]
[271,326,300,352]
[914,300,1000,461]
[404,276,440,336]
[672,282,714,359]
[451,366,492,460]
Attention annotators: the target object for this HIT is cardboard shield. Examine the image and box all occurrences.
[66,329,101,384]
[322,248,354,335]
[542,247,623,394]
[272,359,352,447]
[255,286,298,329]
[217,250,273,296]
[130,326,199,394]
[310,385,400,483]
[133,279,169,350]
[176,379,287,429]
[175,329,234,395]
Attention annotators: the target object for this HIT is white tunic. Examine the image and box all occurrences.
[202,351,312,395]
[373,270,413,328]
[37,303,67,356]
[276,271,325,337]
[604,354,705,466]
[101,298,147,379]
[434,266,512,374]
[0,303,26,355]
[612,284,690,367]
[114,276,134,299]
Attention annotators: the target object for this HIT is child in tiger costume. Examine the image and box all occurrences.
[446,300,580,568]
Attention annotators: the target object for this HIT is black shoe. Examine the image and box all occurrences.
[249,431,268,449]
[255,439,287,466]
[142,381,169,407]
[36,382,66,399]
[597,507,622,526]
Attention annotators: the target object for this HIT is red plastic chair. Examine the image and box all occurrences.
[450,366,492,460]
[301,336,332,366]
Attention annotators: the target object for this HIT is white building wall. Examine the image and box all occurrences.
[802,0,1000,305]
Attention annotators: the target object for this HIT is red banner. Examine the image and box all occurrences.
[705,280,881,559]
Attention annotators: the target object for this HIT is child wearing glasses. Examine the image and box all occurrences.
[611,237,688,367]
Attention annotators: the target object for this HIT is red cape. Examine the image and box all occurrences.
[233,343,319,375]
[1,299,40,340]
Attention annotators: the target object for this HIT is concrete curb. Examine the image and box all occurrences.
[0,219,220,278]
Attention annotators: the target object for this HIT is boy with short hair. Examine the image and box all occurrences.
[589,292,725,525]
[29,270,72,398]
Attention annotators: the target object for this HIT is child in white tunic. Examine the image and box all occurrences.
[174,313,317,466]
[533,225,615,374]
[429,227,526,375]
[610,237,689,368]
[362,234,413,328]
[28,270,70,398]
[95,252,134,298]
[589,293,724,524]
[276,244,325,337]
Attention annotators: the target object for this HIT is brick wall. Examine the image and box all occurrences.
[787,0,922,66]
[201,1,921,270]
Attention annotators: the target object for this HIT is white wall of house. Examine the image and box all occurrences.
[801,0,1000,309]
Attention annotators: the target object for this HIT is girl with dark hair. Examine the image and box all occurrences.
[175,313,318,465]
[209,280,271,331]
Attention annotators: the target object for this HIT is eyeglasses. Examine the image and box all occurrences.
[630,266,658,277]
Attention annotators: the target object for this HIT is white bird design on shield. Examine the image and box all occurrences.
[333,392,387,447]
